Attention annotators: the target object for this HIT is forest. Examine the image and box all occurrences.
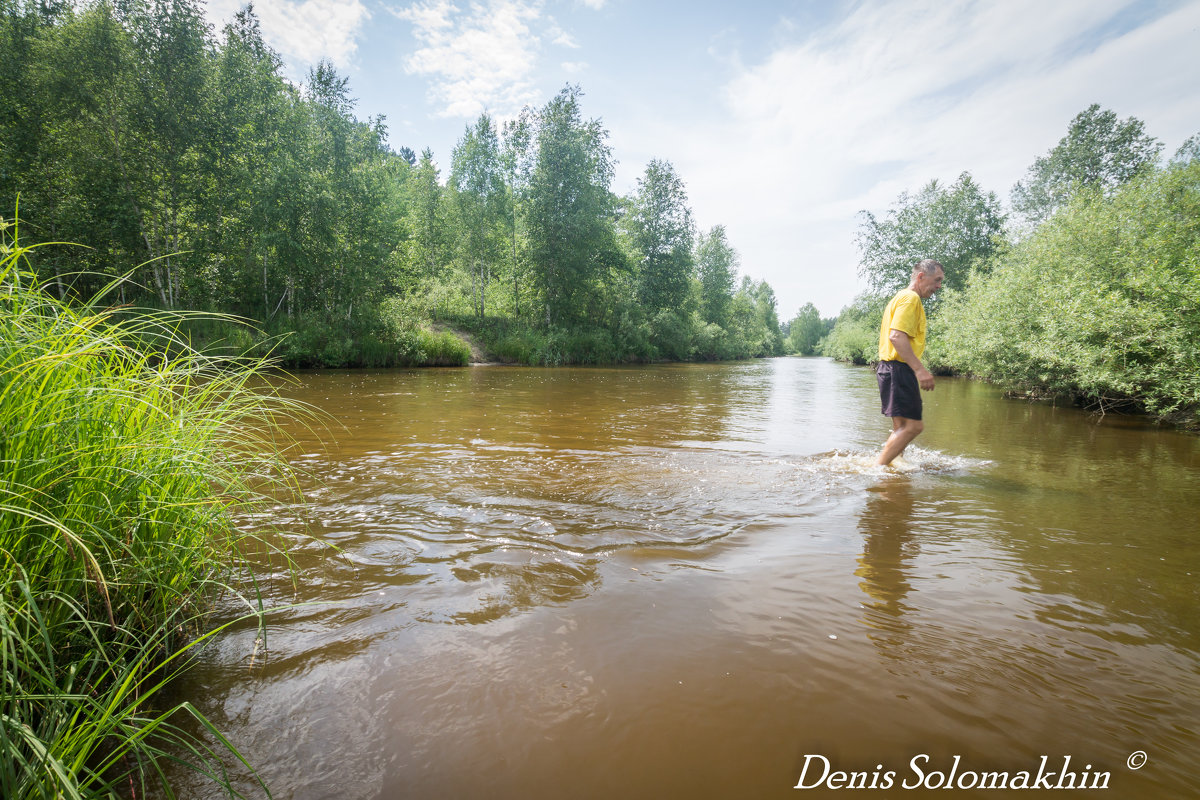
[0,0,785,367]
[816,105,1200,429]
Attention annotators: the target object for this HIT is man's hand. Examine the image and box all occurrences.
[888,328,935,391]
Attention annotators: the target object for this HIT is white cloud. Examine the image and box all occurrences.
[640,0,1200,316]
[718,0,1135,207]
[548,20,580,48]
[392,0,548,118]
[206,0,370,74]
[561,61,589,74]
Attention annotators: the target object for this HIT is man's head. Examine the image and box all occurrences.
[910,259,945,299]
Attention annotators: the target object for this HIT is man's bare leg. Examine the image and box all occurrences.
[877,416,924,466]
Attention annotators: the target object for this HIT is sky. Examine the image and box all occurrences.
[203,0,1200,319]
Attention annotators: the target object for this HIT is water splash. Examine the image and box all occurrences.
[797,446,990,476]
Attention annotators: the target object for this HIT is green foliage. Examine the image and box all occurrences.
[648,308,693,361]
[0,4,783,369]
[784,302,832,356]
[1172,132,1200,165]
[1012,103,1162,226]
[2,2,410,318]
[451,113,508,318]
[444,304,773,365]
[406,148,450,285]
[856,171,1005,297]
[420,328,473,366]
[691,318,730,361]
[820,293,887,365]
[727,277,784,358]
[0,230,299,798]
[485,325,613,366]
[696,225,737,327]
[270,300,470,368]
[489,327,546,364]
[936,160,1200,425]
[625,159,695,313]
[524,85,621,328]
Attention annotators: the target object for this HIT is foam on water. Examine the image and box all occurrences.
[796,445,990,476]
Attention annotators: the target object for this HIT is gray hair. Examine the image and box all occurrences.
[912,259,944,277]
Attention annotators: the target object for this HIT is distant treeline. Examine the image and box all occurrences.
[814,105,1200,428]
[0,0,785,366]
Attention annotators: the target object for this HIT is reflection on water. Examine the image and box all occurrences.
[857,478,920,657]
[170,359,1200,799]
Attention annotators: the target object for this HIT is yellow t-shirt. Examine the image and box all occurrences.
[878,288,927,362]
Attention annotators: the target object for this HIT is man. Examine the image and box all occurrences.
[875,259,944,467]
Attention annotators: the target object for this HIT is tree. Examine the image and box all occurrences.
[785,302,830,356]
[752,279,783,355]
[206,4,290,315]
[294,59,396,320]
[125,0,215,308]
[1011,104,1162,225]
[451,112,507,317]
[501,109,534,317]
[728,276,783,357]
[10,2,145,299]
[695,224,737,326]
[1,0,787,367]
[856,171,1005,297]
[626,158,694,313]
[407,147,447,281]
[524,85,618,327]
[1171,133,1200,165]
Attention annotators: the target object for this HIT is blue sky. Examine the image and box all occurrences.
[204,0,1200,319]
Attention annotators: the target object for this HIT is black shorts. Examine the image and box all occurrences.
[876,360,922,420]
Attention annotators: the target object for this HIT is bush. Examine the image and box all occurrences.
[649,309,693,361]
[692,320,729,361]
[264,297,471,368]
[490,328,543,363]
[820,293,886,365]
[562,327,617,364]
[275,316,355,367]
[419,328,472,366]
[935,161,1200,425]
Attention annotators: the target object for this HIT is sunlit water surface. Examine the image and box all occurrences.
[173,358,1199,799]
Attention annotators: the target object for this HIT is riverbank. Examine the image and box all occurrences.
[175,310,786,369]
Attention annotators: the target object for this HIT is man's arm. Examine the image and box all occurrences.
[888,329,934,391]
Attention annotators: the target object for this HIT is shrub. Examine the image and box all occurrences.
[935,161,1200,424]
[648,309,693,361]
[419,328,471,366]
[820,294,886,365]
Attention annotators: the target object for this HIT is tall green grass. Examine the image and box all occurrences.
[1,221,301,798]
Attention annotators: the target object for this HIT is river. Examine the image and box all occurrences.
[173,357,1200,799]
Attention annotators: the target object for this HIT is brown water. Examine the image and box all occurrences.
[176,358,1200,799]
